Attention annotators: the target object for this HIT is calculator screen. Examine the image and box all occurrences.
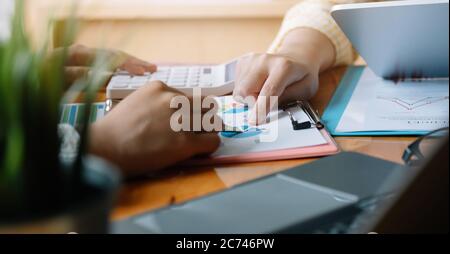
[225,60,237,83]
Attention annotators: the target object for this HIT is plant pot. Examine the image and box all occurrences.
[0,155,121,234]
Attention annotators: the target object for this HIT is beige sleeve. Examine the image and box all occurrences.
[268,0,381,66]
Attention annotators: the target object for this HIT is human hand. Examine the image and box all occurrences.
[234,52,320,125]
[89,82,221,177]
[50,44,157,86]
[233,28,335,125]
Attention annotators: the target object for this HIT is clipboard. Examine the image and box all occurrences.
[187,129,339,166]
[322,66,430,136]
[186,100,339,166]
[71,98,339,166]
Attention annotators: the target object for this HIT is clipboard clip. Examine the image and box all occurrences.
[281,101,324,131]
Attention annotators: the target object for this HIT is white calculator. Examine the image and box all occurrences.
[106,60,238,99]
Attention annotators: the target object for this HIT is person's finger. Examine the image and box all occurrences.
[233,57,248,93]
[64,66,91,85]
[121,64,146,75]
[189,133,221,155]
[278,74,319,105]
[234,53,254,79]
[233,67,268,102]
[64,66,114,87]
[249,68,291,125]
[130,58,157,72]
[63,45,157,74]
[120,57,157,74]
[66,44,97,66]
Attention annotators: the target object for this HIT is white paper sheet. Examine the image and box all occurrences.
[336,68,449,132]
[213,96,327,157]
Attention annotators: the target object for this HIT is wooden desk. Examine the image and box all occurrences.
[110,66,416,221]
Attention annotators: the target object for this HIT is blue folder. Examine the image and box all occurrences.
[322,66,428,136]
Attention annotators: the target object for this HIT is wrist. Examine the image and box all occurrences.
[275,27,335,72]
[88,122,115,161]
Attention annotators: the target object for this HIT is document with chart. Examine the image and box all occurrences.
[336,68,449,132]
[213,96,328,157]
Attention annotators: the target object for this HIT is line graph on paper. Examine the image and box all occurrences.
[377,96,449,111]
[370,93,449,130]
[335,69,449,132]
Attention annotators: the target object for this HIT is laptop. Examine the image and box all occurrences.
[113,152,410,234]
[331,0,449,79]
[113,135,448,234]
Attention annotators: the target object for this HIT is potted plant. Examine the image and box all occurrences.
[0,1,120,233]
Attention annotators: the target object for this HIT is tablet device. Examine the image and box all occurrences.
[331,0,449,79]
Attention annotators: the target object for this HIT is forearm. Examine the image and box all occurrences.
[268,0,383,67]
[276,27,336,73]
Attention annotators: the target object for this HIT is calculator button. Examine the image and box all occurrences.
[153,73,169,78]
[171,74,188,79]
[170,76,187,81]
[189,67,200,74]
[172,67,188,74]
[151,76,168,81]
[170,82,186,88]
[130,76,148,83]
[152,76,169,81]
[202,68,212,74]
[199,78,212,84]
[111,75,131,82]
[155,74,169,79]
[115,70,129,75]
[129,82,145,86]
[188,82,199,87]
[157,67,171,73]
[170,81,187,87]
[171,75,188,80]
[200,82,213,87]
[111,82,128,88]
[172,66,188,70]
[131,83,145,88]
[156,72,170,76]
[189,73,200,78]
[153,79,168,84]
